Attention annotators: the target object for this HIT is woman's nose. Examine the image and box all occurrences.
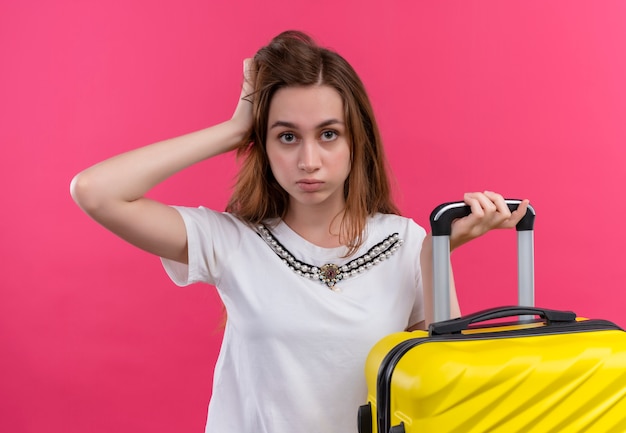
[297,140,321,172]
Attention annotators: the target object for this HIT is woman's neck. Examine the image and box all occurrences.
[282,206,346,248]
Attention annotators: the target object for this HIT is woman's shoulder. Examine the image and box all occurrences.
[367,213,426,249]
[369,213,426,234]
[172,205,255,233]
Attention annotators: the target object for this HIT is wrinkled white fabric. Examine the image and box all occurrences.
[161,207,426,433]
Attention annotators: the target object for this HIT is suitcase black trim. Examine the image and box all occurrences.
[375,318,623,433]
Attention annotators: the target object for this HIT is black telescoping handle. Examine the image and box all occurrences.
[429,306,577,335]
[428,198,536,323]
[430,199,536,236]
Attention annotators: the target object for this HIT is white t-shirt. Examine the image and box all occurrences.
[161,207,426,433]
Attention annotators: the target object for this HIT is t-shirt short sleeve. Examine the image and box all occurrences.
[406,220,426,327]
[408,268,425,326]
[160,206,244,287]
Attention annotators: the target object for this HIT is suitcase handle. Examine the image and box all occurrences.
[429,306,577,335]
[430,199,535,236]
[429,198,536,322]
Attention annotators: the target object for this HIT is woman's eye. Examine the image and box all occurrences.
[279,133,297,144]
[321,130,338,142]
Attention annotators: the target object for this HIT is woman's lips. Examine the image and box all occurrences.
[296,179,323,192]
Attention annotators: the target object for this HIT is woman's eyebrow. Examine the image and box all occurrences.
[269,119,344,129]
[269,120,298,129]
[317,119,344,128]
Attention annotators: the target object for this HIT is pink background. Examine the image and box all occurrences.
[2,1,626,432]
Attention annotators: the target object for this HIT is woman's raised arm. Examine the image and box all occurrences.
[70,59,255,264]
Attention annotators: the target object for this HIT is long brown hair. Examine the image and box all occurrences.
[226,30,399,255]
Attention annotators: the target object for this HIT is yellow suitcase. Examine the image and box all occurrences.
[358,201,626,433]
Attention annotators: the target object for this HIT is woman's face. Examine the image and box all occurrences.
[266,85,351,215]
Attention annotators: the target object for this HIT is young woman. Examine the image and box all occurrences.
[71,30,528,433]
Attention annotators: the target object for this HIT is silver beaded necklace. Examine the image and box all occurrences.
[257,224,404,291]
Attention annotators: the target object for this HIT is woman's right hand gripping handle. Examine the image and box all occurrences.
[70,59,256,264]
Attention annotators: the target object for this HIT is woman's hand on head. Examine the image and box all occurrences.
[230,58,256,133]
[450,191,529,250]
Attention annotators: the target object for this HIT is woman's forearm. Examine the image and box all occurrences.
[71,119,248,214]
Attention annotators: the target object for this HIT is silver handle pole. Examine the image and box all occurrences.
[433,235,451,322]
[518,230,535,307]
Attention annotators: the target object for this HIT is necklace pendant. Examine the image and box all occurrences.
[321,263,340,280]
[320,263,341,289]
